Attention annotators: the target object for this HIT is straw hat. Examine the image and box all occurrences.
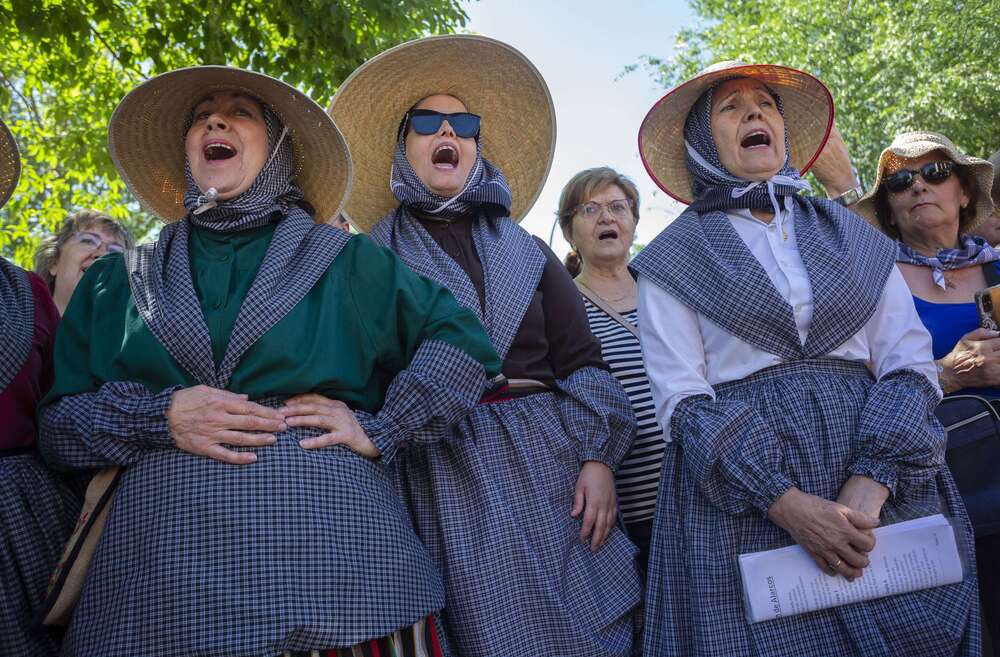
[989,149,1000,208]
[854,132,995,232]
[0,119,20,210]
[109,66,351,223]
[328,35,556,232]
[638,61,834,205]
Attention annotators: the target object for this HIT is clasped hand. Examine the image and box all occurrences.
[768,475,888,581]
[167,387,379,464]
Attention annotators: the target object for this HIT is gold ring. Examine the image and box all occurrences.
[831,558,843,569]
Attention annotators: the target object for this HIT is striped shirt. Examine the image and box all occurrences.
[582,297,665,524]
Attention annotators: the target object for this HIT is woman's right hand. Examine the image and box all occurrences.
[938,328,1000,392]
[767,487,879,581]
[166,385,285,464]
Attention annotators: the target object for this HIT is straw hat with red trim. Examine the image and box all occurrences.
[328,35,556,233]
[638,61,834,205]
[854,132,995,232]
[109,66,352,223]
[0,119,20,210]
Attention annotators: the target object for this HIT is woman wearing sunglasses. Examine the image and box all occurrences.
[329,35,641,657]
[855,132,997,398]
[33,210,133,315]
[855,132,998,652]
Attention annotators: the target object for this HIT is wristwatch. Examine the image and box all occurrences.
[833,184,865,207]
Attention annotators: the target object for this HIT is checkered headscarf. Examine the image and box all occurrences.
[684,78,810,216]
[0,257,33,392]
[183,102,304,233]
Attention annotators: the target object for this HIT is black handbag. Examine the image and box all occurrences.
[937,394,1000,537]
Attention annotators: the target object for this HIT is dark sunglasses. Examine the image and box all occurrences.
[406,109,481,139]
[883,160,955,193]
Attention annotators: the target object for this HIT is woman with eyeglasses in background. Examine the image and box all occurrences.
[557,167,665,580]
[33,210,133,315]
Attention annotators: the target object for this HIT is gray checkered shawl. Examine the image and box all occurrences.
[370,207,545,361]
[125,207,349,387]
[0,258,34,392]
[631,198,896,359]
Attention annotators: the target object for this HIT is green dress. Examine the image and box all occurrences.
[38,220,500,656]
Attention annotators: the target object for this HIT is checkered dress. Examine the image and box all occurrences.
[0,454,82,657]
[644,359,979,656]
[373,210,641,657]
[37,211,496,656]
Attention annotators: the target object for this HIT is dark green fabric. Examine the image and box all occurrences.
[45,229,501,414]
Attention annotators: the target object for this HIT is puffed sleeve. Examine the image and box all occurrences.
[38,255,178,470]
[850,265,945,496]
[639,276,794,516]
[347,237,502,464]
[532,240,635,469]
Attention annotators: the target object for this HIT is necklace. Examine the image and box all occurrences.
[579,277,635,303]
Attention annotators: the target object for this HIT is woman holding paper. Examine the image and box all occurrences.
[633,62,979,656]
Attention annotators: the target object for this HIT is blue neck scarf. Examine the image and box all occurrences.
[182,103,304,233]
[684,79,811,217]
[896,234,1000,289]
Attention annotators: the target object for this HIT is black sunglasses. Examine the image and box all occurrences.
[406,109,481,139]
[883,160,955,193]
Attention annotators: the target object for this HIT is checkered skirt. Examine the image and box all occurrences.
[644,359,980,657]
[0,453,82,657]
[59,401,445,657]
[391,387,641,657]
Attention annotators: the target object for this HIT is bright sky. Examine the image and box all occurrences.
[463,0,694,255]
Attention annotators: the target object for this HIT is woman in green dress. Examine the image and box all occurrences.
[38,65,499,657]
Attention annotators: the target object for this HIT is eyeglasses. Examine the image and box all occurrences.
[72,230,125,254]
[575,198,633,220]
[883,161,956,193]
[406,109,482,139]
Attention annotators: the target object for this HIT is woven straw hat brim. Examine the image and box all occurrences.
[990,150,1000,207]
[638,62,834,205]
[109,66,351,223]
[0,119,20,210]
[855,132,995,232]
[328,34,556,233]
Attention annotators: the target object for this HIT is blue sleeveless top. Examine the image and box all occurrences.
[912,261,1000,397]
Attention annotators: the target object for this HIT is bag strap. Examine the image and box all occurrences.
[983,262,1000,287]
[575,280,640,340]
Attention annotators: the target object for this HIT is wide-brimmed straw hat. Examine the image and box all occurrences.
[989,149,1000,209]
[855,132,995,231]
[0,119,20,210]
[328,34,556,232]
[638,61,834,205]
[109,66,351,223]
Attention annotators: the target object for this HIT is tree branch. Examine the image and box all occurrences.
[0,70,43,126]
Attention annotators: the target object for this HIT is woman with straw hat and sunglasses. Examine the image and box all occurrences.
[855,132,999,654]
[330,35,641,657]
[0,120,83,657]
[632,63,979,656]
[37,65,501,657]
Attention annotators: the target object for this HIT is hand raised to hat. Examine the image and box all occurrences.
[279,393,381,459]
[811,123,858,199]
[167,385,284,465]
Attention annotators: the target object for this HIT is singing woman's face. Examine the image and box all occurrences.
[185,91,270,200]
[404,94,477,197]
[710,77,786,181]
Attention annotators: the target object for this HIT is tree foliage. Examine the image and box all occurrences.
[635,0,1000,192]
[0,0,468,266]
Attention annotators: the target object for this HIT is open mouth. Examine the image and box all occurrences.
[740,130,771,149]
[598,229,619,241]
[431,143,459,169]
[204,141,237,161]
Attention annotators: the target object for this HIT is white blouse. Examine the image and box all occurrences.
[637,206,940,442]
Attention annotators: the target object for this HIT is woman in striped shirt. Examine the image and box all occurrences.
[558,167,666,574]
